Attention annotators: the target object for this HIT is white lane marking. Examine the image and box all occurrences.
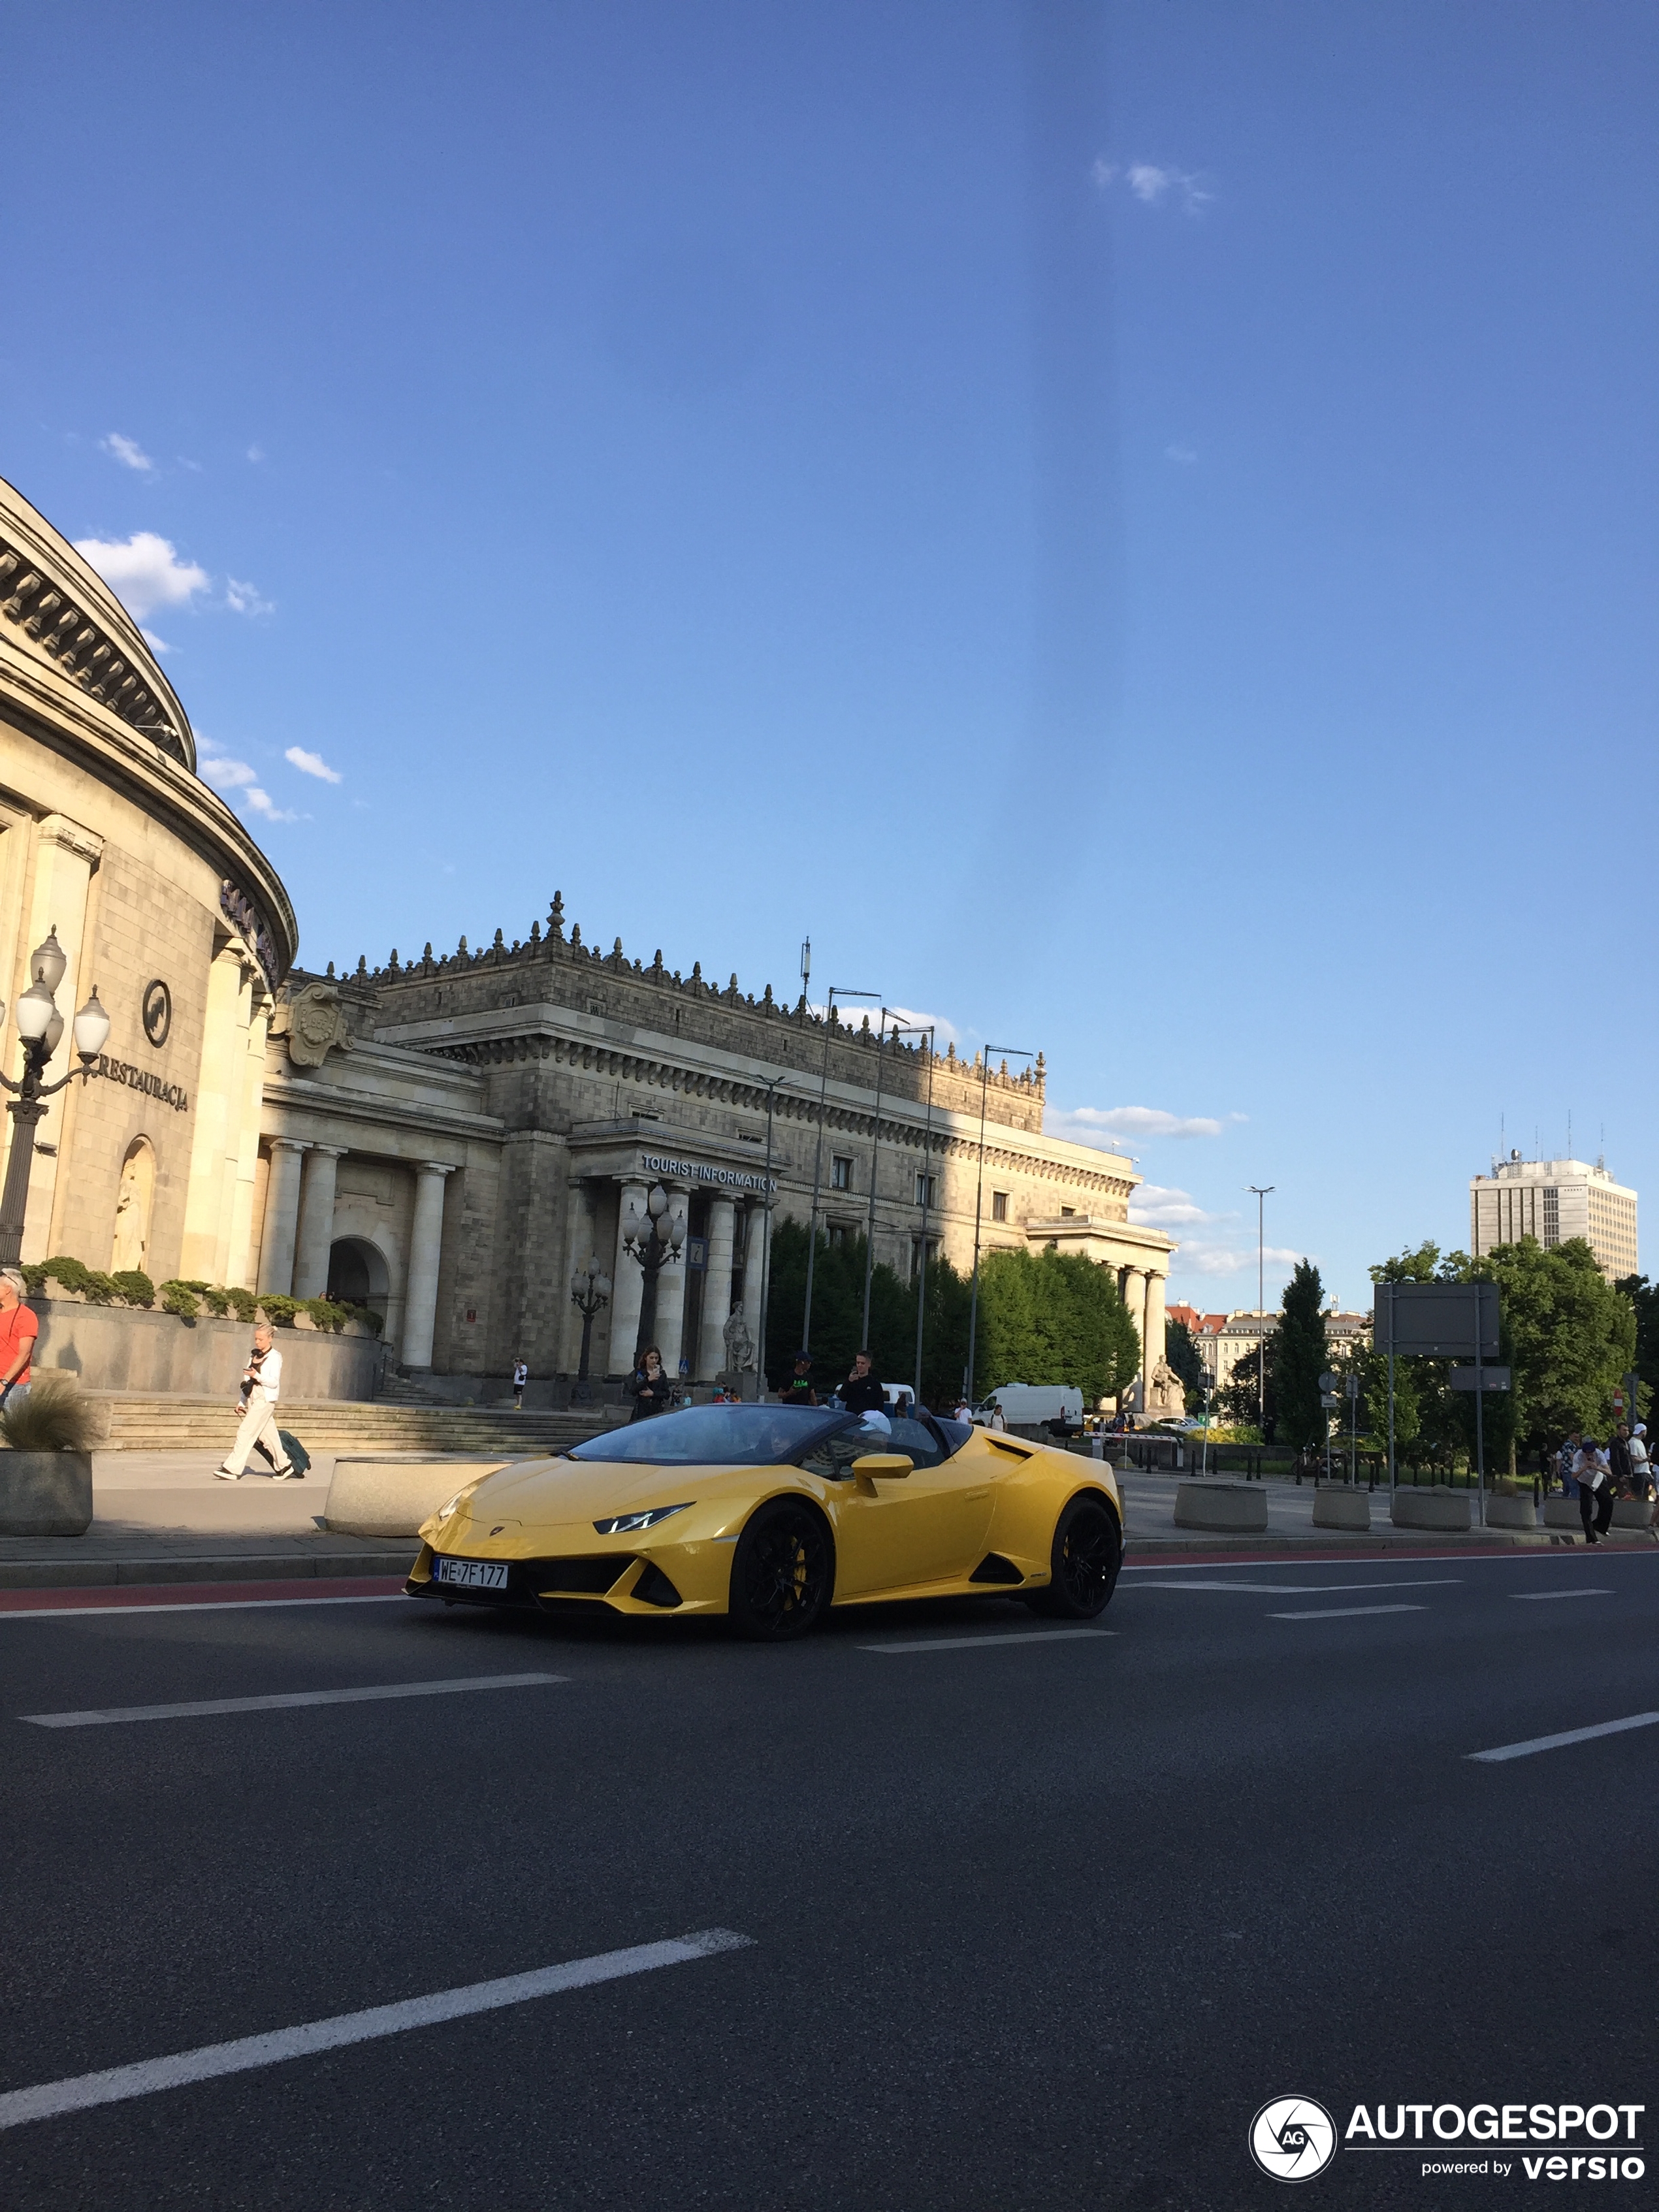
[1136,1579,1462,1595]
[1268,1605,1426,1620]
[1469,1712,1659,1763]
[0,1928,753,2132]
[21,1673,564,1729]
[0,1595,408,1622]
[1510,1590,1614,1602]
[858,1628,1116,1653]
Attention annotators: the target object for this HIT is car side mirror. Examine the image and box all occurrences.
[852,1453,914,1483]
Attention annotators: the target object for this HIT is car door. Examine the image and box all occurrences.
[822,1416,995,1597]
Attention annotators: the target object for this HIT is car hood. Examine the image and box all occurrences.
[424,1453,777,1543]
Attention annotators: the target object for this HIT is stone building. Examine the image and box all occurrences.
[0,474,1176,1403]
[1470,1149,1637,1282]
[0,477,294,1285]
[251,922,1178,1402]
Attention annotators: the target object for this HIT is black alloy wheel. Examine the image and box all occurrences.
[1028,1494,1121,1619]
[728,1500,833,1641]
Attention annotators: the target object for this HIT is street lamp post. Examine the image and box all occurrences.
[0,927,111,1268]
[1246,1184,1274,1440]
[801,983,879,1358]
[859,1008,891,1349]
[620,1181,685,1368]
[754,1074,792,1400]
[965,1044,1033,1406]
[568,1255,612,1405]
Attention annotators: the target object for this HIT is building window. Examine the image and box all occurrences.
[827,1223,849,1251]
[1060,1206,1075,1217]
[1543,1187,1558,1246]
[831,1155,853,1193]
[910,1234,939,1281]
[991,1191,1008,1223]
[914,1172,937,1208]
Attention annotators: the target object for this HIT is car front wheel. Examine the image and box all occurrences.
[1028,1494,1121,1619]
[728,1500,833,1641]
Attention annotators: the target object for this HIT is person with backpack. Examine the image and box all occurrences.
[216,1322,298,1481]
[511,1358,528,1410]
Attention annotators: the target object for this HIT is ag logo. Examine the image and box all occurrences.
[141,979,171,1048]
[1249,2098,1336,2183]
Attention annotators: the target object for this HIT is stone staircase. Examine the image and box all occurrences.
[88,1392,608,1456]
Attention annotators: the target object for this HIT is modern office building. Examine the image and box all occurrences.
[1469,1150,1638,1281]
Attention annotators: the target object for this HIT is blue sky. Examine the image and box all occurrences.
[4,1,1655,1312]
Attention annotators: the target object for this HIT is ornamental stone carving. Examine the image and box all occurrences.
[722,1305,755,1373]
[273,980,355,1068]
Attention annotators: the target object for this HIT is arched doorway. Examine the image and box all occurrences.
[327,1236,389,1325]
[111,1138,155,1274]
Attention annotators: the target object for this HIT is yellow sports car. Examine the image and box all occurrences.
[407,1402,1122,1641]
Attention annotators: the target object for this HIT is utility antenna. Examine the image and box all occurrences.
[1568,1108,1573,1162]
[799,935,811,1010]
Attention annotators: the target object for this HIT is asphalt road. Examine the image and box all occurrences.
[1,1548,1654,2210]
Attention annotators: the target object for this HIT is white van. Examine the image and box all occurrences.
[975,1384,1083,1430]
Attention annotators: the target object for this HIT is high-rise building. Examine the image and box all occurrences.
[1469,1151,1637,1281]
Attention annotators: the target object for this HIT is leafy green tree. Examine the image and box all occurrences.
[1164,1315,1207,1411]
[1453,1238,1634,1466]
[1219,1326,1278,1435]
[1276,1260,1328,1450]
[976,1247,1140,1407]
[1614,1274,1658,1415]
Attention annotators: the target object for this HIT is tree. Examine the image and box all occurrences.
[1219,1326,1278,1435]
[1164,1315,1207,1412]
[1276,1260,1327,1450]
[976,1247,1140,1407]
[1614,1274,1658,1414]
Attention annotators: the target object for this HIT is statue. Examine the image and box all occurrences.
[721,1305,755,1373]
[1146,1356,1184,1417]
[273,981,355,1069]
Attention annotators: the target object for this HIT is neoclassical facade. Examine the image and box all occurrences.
[0,478,294,1285]
[248,925,1177,1402]
[1,475,1174,1404]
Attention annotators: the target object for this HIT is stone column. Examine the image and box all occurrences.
[225,995,270,1291]
[741,1200,767,1349]
[401,1162,456,1370]
[180,943,247,1281]
[21,812,104,1260]
[654,1194,692,1381]
[292,1145,346,1300]
[608,1177,649,1374]
[697,1194,737,1380]
[257,1139,310,1296]
[559,1176,595,1373]
[1144,1270,1167,1395]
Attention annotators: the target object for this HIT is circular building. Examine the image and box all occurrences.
[0,475,296,1283]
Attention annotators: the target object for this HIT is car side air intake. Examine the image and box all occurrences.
[968,1553,1025,1585]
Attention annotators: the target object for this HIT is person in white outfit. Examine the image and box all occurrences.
[216,1323,297,1481]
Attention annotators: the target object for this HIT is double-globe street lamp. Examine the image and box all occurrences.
[621,1181,686,1370]
[0,926,112,1267]
[568,1255,612,1404]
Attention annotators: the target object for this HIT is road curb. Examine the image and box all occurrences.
[0,1548,419,1590]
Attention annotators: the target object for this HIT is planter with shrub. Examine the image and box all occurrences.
[0,1374,96,1535]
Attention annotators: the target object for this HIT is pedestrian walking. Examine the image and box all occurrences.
[0,1268,39,1413]
[216,1322,297,1481]
[626,1346,673,1422]
[1609,1423,1636,1497]
[1630,1424,1654,1500]
[1571,1435,1613,1544]
[511,1358,528,1410]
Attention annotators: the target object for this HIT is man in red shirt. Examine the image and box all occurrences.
[0,1268,40,1407]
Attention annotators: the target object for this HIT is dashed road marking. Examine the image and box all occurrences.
[1469,1712,1659,1763]
[21,1672,564,1728]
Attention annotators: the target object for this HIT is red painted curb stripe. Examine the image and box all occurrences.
[0,1575,407,1614]
[1122,1546,1639,1569]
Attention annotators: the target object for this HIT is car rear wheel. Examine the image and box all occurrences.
[1027,1494,1120,1619]
[728,1500,832,1641]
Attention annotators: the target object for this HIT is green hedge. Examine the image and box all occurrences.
[22,1255,367,1336]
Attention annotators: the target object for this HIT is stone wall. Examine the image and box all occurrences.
[29,1298,382,1401]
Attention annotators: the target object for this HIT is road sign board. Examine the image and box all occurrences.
[1449,1366,1511,1392]
[1373,1281,1499,1359]
[1319,1371,1338,1394]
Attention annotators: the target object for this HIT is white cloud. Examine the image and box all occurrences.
[100,432,155,474]
[244,786,298,822]
[1090,158,1118,188]
[225,577,274,617]
[888,1005,961,1048]
[1129,1183,1226,1230]
[140,630,173,656]
[247,444,265,463]
[285,745,342,784]
[1172,1241,1305,1279]
[1048,1104,1228,1147]
[199,754,259,791]
[1165,443,1199,465]
[74,532,210,622]
[1127,162,1212,212]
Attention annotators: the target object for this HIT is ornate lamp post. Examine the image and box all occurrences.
[568,1255,612,1405]
[621,1181,685,1365]
[0,927,111,1267]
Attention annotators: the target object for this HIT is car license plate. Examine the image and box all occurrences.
[432,1557,509,1591]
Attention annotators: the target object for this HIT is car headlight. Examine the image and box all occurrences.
[592,1503,694,1535]
[437,1484,479,1522]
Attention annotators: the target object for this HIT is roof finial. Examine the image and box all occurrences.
[548,891,565,942]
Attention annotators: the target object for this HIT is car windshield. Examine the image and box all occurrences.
[565,1403,854,1467]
